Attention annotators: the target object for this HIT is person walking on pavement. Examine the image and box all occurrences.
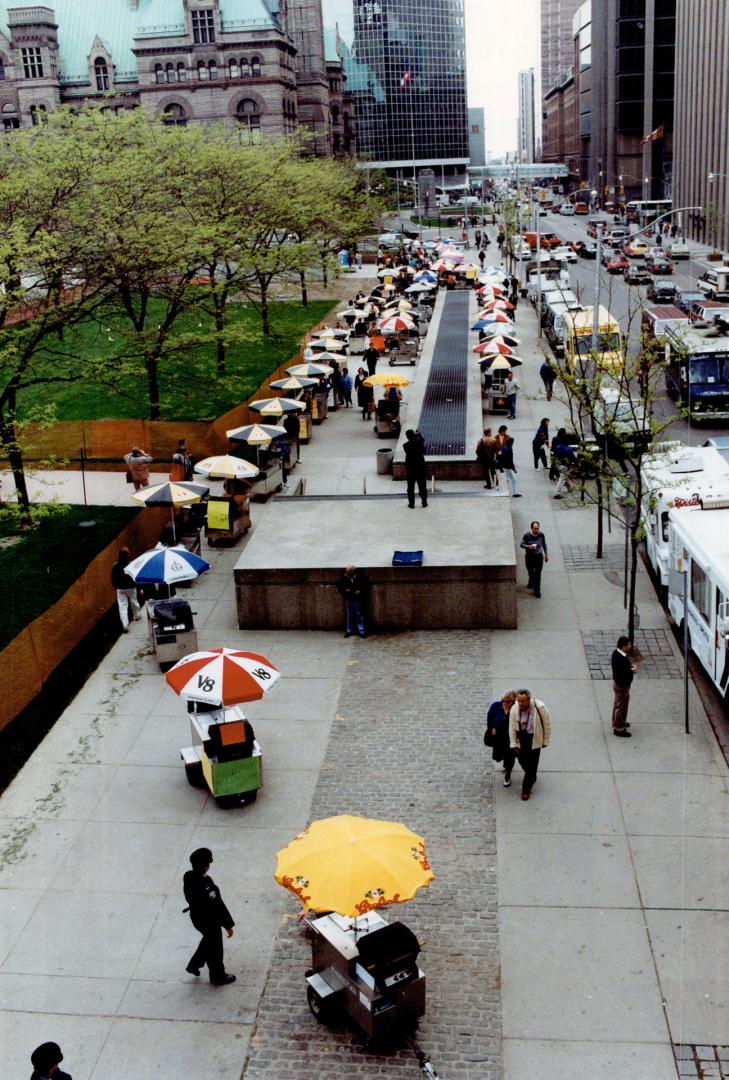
[403,428,428,508]
[170,439,194,482]
[363,342,380,377]
[496,426,520,497]
[475,228,482,249]
[532,418,550,469]
[520,521,548,597]
[111,547,142,632]
[30,1041,72,1079]
[505,369,520,419]
[476,427,499,489]
[611,635,636,737]
[183,847,236,985]
[509,689,551,800]
[540,358,557,401]
[484,690,517,786]
[340,366,353,407]
[124,446,153,491]
[478,248,486,269]
[337,564,369,638]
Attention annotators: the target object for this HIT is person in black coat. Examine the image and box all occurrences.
[403,428,428,508]
[484,691,517,785]
[337,565,369,638]
[183,848,236,985]
[363,345,380,377]
[611,635,636,737]
[30,1042,72,1080]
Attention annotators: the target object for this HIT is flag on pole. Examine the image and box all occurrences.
[400,69,412,89]
[641,124,664,145]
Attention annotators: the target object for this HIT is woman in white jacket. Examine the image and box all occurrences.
[509,689,551,801]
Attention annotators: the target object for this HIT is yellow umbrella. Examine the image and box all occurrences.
[249,397,305,417]
[274,814,434,916]
[193,455,259,480]
[363,373,411,388]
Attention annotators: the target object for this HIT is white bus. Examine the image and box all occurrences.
[667,500,729,700]
[625,199,672,226]
[640,443,729,588]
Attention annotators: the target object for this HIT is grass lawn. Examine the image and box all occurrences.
[16,298,334,423]
[0,505,139,650]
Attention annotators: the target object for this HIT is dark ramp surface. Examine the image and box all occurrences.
[418,290,470,454]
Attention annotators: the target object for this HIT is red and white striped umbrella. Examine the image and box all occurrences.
[378,314,414,334]
[165,648,281,706]
[481,298,515,312]
[473,339,516,356]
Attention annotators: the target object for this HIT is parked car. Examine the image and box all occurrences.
[574,202,589,214]
[624,262,652,285]
[645,251,674,275]
[579,241,598,260]
[675,290,706,314]
[623,239,649,259]
[604,227,631,248]
[667,239,690,260]
[559,203,575,216]
[587,217,607,237]
[551,245,578,264]
[646,280,679,303]
[606,253,629,273]
[538,206,548,216]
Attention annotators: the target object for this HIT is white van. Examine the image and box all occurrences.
[696,265,729,300]
[640,444,729,587]
[559,203,575,216]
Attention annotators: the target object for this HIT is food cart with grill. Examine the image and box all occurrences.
[303,911,425,1038]
[147,598,197,672]
[181,703,262,809]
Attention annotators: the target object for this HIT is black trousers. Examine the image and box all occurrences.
[532,445,548,468]
[407,469,428,506]
[525,551,544,594]
[516,731,541,794]
[189,925,226,981]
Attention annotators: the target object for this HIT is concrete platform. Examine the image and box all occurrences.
[234,494,516,630]
[392,288,484,481]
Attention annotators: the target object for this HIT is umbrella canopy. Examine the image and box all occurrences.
[310,351,343,363]
[286,362,333,378]
[413,270,437,282]
[377,267,403,279]
[405,282,435,294]
[475,340,516,357]
[166,647,281,706]
[478,321,517,338]
[131,481,208,508]
[194,455,259,480]
[378,315,414,334]
[274,814,434,917]
[310,337,346,352]
[226,423,287,444]
[482,298,515,312]
[126,545,210,585]
[312,327,349,338]
[472,312,512,327]
[363,372,411,388]
[249,397,305,417]
[337,307,357,318]
[268,376,318,393]
[488,354,523,368]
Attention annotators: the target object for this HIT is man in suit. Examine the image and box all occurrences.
[183,848,236,985]
[611,635,637,737]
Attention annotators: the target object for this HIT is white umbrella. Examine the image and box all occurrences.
[126,545,210,585]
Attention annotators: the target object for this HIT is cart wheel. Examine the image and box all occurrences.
[241,789,258,805]
[214,794,242,810]
[389,359,394,367]
[185,761,205,789]
[276,484,283,493]
[307,985,334,1024]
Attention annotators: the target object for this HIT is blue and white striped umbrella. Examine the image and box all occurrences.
[126,545,210,585]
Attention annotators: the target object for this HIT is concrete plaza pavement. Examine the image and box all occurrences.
[1,251,728,1079]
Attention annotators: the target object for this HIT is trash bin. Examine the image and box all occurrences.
[376,448,394,475]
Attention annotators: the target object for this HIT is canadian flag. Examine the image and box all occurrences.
[641,124,664,145]
[400,70,412,89]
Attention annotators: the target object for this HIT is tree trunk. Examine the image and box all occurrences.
[320,254,328,288]
[595,473,604,559]
[299,269,308,306]
[0,406,31,515]
[145,355,161,421]
[260,284,271,336]
[213,304,226,376]
[627,531,639,640]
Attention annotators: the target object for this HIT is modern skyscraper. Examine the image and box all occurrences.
[673,0,729,250]
[468,106,485,166]
[540,0,583,99]
[517,68,535,163]
[322,0,469,176]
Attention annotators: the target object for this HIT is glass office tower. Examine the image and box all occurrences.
[323,0,469,171]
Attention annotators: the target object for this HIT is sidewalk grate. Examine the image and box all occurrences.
[674,1044,729,1079]
[582,628,681,680]
[562,544,625,572]
[419,291,470,455]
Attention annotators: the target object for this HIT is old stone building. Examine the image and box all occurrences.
[0,0,352,152]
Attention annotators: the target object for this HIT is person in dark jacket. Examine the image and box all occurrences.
[485,691,517,785]
[283,411,301,464]
[611,635,636,737]
[403,428,428,508]
[183,848,236,985]
[30,1042,72,1080]
[520,521,549,597]
[363,344,380,377]
[111,547,141,631]
[355,367,374,420]
[532,418,550,469]
[336,565,369,638]
[540,358,557,400]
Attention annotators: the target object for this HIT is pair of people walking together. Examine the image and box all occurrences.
[485,689,551,800]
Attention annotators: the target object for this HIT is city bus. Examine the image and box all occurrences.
[625,199,672,226]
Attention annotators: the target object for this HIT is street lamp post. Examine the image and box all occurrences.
[589,189,602,353]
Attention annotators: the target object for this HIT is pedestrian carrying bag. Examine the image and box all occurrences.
[125,469,133,484]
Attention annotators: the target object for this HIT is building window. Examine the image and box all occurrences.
[1,101,19,130]
[166,63,175,83]
[162,103,187,127]
[21,47,44,79]
[236,98,261,144]
[250,56,261,77]
[30,103,47,125]
[229,59,239,78]
[191,8,215,44]
[0,57,6,81]
[198,61,209,80]
[240,58,249,77]
[155,63,164,84]
[209,60,218,80]
[94,56,109,91]
[177,62,187,81]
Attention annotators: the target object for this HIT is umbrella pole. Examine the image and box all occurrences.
[170,506,176,543]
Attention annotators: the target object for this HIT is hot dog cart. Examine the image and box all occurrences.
[181,703,262,809]
[147,598,197,672]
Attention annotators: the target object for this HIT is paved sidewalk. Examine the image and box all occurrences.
[1,245,727,1080]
